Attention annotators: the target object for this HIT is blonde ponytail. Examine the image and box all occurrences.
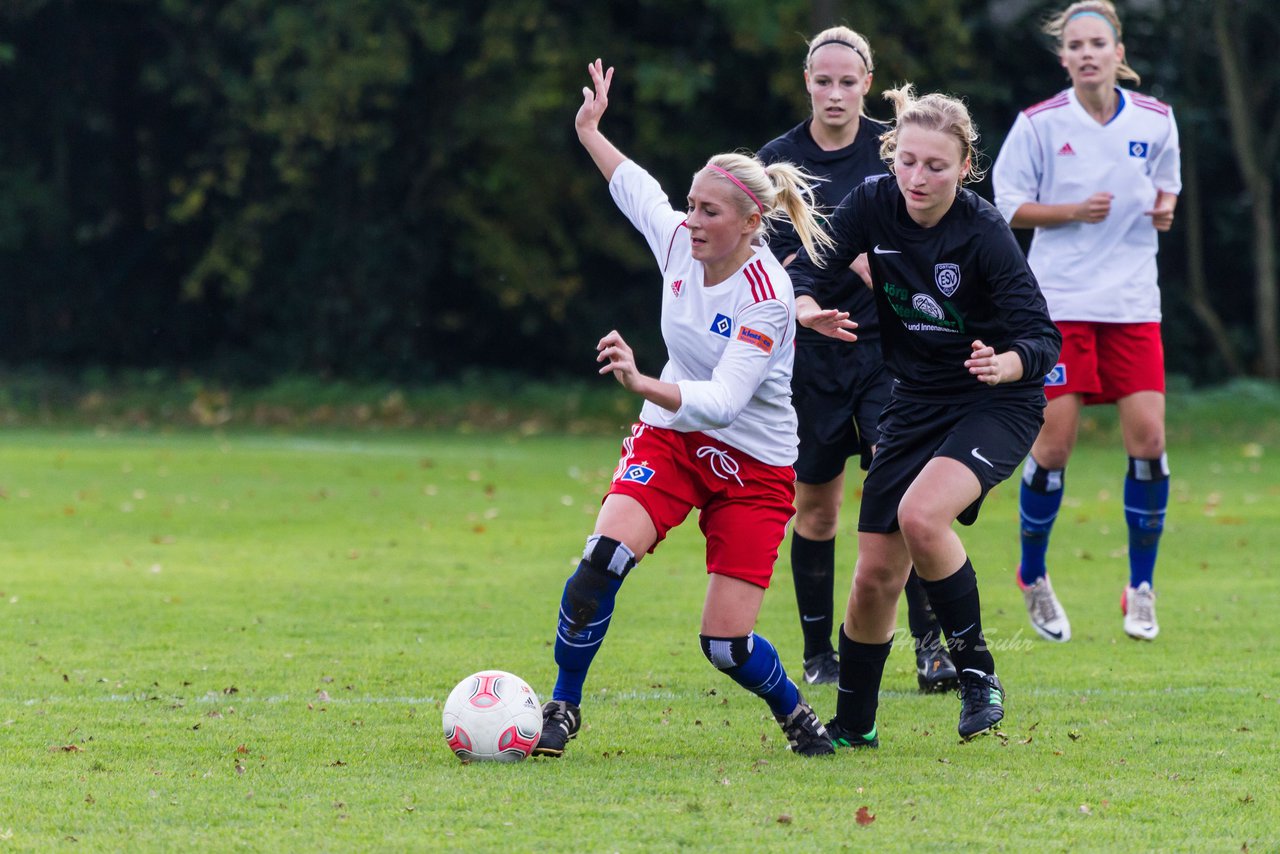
[702,153,834,265]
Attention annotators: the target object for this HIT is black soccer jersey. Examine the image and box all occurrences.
[788,175,1061,400]
[758,117,889,345]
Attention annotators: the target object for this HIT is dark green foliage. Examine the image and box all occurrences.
[0,1,1273,383]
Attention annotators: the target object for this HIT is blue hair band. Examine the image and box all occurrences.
[1067,10,1119,39]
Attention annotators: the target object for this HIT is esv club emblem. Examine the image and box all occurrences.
[934,263,961,297]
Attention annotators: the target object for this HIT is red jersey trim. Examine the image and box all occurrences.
[1131,93,1171,116]
[744,260,776,303]
[1024,93,1069,118]
[664,222,687,271]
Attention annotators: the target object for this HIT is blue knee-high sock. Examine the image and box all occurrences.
[1019,456,1066,586]
[1124,455,1169,588]
[701,633,800,717]
[552,536,633,705]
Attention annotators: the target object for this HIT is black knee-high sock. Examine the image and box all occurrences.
[835,627,892,737]
[920,560,995,675]
[790,532,835,660]
[903,567,942,648]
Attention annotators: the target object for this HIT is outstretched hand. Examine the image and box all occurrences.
[596,329,641,391]
[575,59,614,137]
[796,295,857,342]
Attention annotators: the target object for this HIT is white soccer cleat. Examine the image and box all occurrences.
[1122,582,1159,640]
[1018,572,1071,642]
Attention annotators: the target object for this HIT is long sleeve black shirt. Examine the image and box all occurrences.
[788,175,1061,401]
[758,116,889,344]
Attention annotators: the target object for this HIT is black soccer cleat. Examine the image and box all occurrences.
[531,699,581,758]
[802,650,840,685]
[774,697,835,756]
[957,669,1004,740]
[824,717,879,749]
[915,640,959,693]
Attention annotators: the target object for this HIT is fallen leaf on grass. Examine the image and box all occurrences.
[50,745,82,753]
[855,806,875,826]
[776,814,792,825]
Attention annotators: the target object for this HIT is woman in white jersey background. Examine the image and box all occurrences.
[757,26,957,693]
[992,0,1181,643]
[535,59,844,760]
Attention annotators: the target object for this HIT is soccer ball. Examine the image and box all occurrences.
[442,670,542,762]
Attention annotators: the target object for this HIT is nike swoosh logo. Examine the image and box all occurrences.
[971,448,994,467]
[801,615,825,622]
[873,244,901,255]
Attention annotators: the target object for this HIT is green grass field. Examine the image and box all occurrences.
[0,410,1277,850]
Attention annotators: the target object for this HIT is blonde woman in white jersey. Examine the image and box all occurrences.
[535,59,846,760]
[992,0,1181,643]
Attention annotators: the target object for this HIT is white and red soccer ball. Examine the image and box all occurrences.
[442,670,541,762]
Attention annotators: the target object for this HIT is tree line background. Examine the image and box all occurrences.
[1,0,1276,389]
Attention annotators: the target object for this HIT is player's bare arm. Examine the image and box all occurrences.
[596,329,682,411]
[575,59,626,182]
[1145,190,1178,232]
[1009,192,1113,228]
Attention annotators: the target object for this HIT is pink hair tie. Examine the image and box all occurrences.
[705,164,764,214]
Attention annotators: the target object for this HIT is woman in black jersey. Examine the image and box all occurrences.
[757,26,955,693]
[787,84,1061,745]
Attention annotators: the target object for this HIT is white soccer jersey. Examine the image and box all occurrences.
[992,87,1181,323]
[607,159,798,466]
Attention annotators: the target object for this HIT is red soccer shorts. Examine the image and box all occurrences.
[1044,321,1165,405]
[605,423,796,588]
